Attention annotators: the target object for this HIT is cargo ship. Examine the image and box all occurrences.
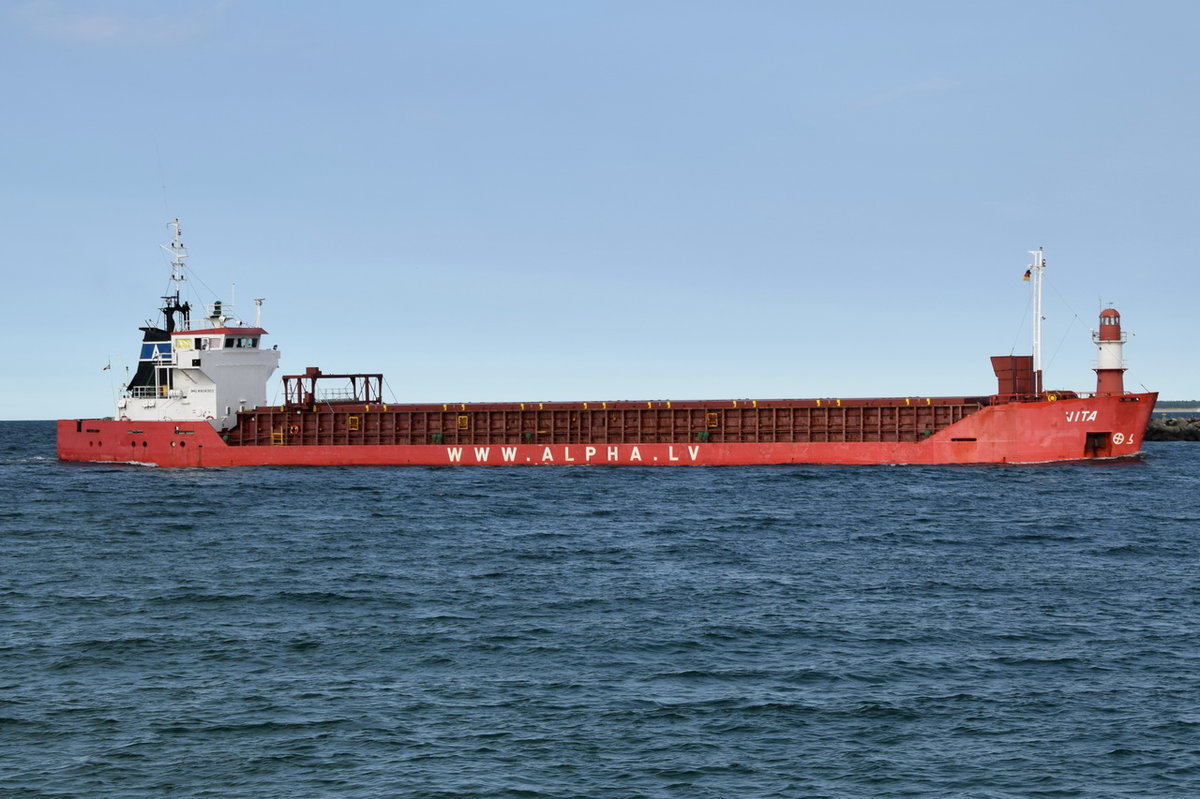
[57,223,1156,467]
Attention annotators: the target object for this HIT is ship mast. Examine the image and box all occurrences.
[1028,247,1046,394]
[160,219,191,332]
[164,219,187,294]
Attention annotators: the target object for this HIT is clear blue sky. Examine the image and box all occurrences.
[3,1,1196,420]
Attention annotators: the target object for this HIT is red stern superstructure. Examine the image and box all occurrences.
[57,228,1156,467]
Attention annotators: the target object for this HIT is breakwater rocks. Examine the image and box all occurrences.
[1146,417,1200,441]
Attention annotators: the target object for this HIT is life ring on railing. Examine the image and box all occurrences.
[204,414,215,421]
[1046,394,1058,402]
[119,415,129,421]
[289,425,300,435]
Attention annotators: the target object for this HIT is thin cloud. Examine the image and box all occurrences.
[9,0,233,46]
[859,78,962,107]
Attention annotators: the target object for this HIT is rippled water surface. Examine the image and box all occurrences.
[2,421,1198,797]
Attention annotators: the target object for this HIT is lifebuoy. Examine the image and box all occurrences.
[1047,394,1058,402]
[289,425,300,435]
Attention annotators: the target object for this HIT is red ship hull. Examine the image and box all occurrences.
[57,392,1157,467]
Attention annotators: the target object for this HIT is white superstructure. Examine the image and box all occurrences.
[115,221,280,429]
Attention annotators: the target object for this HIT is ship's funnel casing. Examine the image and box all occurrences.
[1093,308,1126,396]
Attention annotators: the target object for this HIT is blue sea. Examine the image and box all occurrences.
[2,420,1198,798]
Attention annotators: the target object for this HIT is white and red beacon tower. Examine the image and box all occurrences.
[1093,308,1127,395]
